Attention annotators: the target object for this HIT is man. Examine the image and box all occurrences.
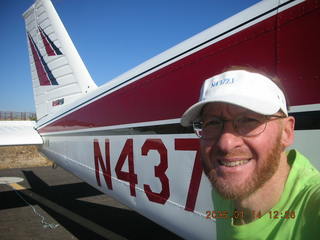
[180,69,320,239]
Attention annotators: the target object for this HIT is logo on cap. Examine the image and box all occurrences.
[211,78,235,88]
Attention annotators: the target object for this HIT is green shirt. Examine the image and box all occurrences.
[212,150,320,240]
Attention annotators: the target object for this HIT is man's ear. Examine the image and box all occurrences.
[281,116,295,148]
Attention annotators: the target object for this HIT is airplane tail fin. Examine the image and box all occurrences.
[23,0,97,120]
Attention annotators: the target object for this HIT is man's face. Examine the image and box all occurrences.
[200,103,285,200]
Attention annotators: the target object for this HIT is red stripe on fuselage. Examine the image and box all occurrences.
[39,0,320,133]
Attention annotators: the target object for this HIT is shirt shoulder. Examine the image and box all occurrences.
[287,150,320,238]
[287,150,320,186]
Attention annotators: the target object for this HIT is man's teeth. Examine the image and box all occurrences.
[219,159,250,167]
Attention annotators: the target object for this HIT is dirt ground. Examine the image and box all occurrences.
[0,145,52,169]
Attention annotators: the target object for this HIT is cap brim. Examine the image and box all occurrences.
[180,101,208,127]
[180,95,283,127]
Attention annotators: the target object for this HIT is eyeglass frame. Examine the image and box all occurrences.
[193,114,287,140]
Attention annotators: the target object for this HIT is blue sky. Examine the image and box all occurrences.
[0,0,260,112]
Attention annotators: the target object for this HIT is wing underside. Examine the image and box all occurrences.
[0,121,43,146]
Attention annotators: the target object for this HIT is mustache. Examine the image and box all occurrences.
[213,148,253,159]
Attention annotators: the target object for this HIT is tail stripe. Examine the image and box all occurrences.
[38,26,63,56]
[39,27,55,56]
[28,33,58,86]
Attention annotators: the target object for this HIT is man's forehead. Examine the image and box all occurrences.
[201,102,258,118]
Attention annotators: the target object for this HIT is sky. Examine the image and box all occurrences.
[0,0,260,113]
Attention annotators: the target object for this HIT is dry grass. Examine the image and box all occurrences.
[0,145,52,169]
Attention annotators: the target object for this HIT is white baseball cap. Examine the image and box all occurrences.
[180,70,288,127]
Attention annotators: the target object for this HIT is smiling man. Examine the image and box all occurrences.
[181,69,320,239]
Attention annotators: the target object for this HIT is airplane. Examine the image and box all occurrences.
[0,0,319,239]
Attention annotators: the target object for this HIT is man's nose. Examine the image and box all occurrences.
[215,121,243,152]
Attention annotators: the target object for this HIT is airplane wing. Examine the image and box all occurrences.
[0,121,43,146]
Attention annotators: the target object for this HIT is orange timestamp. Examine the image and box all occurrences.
[205,210,244,220]
[205,210,296,220]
